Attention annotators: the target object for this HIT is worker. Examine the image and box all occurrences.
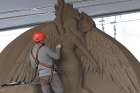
[29,31,63,93]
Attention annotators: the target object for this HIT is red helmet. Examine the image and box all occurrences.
[32,31,46,43]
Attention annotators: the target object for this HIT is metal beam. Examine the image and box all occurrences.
[0,0,140,30]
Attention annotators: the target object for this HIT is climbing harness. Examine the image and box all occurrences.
[30,43,55,84]
[30,43,45,83]
[0,43,55,87]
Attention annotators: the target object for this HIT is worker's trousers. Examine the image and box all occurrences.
[40,73,63,93]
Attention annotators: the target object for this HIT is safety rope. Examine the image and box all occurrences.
[0,43,58,87]
[30,43,55,84]
[30,43,45,83]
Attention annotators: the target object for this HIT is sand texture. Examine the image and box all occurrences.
[0,0,140,93]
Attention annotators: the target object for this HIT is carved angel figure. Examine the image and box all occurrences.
[0,0,140,93]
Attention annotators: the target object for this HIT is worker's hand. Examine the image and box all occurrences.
[56,44,62,48]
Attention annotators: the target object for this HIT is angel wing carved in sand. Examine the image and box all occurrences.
[0,0,140,93]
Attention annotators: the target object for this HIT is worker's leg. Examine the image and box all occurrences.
[51,73,64,93]
[40,76,51,93]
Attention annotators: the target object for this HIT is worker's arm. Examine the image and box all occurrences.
[46,45,61,60]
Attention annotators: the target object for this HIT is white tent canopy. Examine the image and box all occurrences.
[0,0,140,30]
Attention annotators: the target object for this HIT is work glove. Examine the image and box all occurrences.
[56,44,62,49]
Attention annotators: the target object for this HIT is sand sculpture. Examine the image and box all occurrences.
[0,0,140,93]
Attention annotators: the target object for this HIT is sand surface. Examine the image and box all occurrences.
[0,0,140,93]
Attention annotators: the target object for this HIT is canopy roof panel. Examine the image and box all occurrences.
[0,0,140,30]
